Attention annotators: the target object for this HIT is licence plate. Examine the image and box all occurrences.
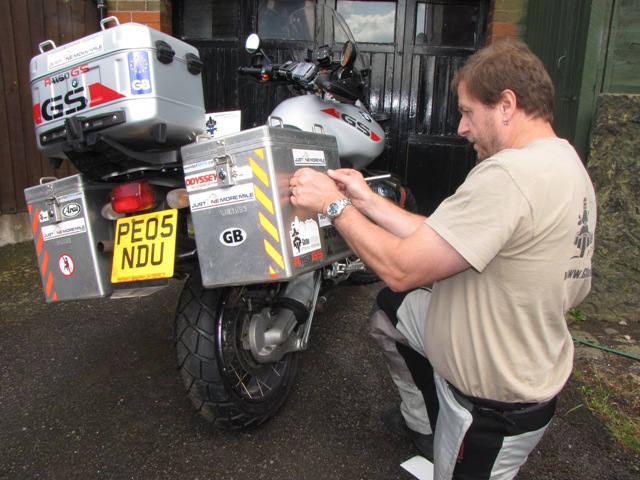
[111,209,178,283]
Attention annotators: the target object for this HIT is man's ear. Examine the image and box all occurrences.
[499,89,517,117]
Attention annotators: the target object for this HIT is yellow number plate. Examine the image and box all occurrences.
[111,209,178,283]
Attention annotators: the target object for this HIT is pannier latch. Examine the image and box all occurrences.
[155,40,175,64]
[215,155,234,187]
[186,53,204,75]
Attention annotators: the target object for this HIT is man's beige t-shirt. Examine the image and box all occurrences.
[425,138,596,403]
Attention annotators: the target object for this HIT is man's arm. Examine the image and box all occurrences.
[329,169,427,239]
[290,168,471,290]
[331,206,470,290]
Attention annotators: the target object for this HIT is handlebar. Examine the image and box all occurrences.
[238,61,317,91]
[238,48,363,102]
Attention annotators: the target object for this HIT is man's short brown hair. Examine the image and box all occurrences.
[451,40,555,123]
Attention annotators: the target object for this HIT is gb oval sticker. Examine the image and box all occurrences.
[220,228,247,247]
[62,202,82,218]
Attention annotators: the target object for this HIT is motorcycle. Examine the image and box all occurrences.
[26,4,413,430]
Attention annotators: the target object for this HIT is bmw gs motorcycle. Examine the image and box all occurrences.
[26,4,412,430]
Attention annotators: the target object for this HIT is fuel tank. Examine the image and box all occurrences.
[269,94,385,170]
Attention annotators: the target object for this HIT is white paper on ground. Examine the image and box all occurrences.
[400,455,434,480]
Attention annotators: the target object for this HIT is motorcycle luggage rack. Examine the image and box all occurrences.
[43,111,185,180]
[60,131,183,181]
[40,110,127,146]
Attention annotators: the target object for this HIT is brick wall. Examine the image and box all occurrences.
[107,0,172,34]
[487,0,529,43]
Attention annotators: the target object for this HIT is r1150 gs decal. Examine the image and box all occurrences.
[44,64,90,87]
[321,108,381,141]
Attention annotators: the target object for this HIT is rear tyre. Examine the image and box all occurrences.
[174,268,298,430]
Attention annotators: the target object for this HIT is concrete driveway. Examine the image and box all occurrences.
[0,241,418,479]
[1,241,638,479]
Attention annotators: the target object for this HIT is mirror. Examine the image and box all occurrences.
[340,41,357,67]
[245,33,261,54]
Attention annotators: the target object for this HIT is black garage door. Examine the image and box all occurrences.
[175,0,488,214]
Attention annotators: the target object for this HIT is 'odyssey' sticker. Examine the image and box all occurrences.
[185,170,218,192]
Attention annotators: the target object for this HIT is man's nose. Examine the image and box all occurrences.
[457,119,469,137]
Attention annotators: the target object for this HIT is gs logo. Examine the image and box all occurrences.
[220,228,247,247]
[40,87,88,122]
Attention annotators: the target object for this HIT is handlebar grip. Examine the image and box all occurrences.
[238,66,263,75]
[315,73,331,90]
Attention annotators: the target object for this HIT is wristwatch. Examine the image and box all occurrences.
[325,198,352,222]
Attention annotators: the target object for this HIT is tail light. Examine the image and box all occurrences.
[110,181,156,214]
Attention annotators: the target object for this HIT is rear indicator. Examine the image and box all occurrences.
[110,181,155,214]
[166,188,190,209]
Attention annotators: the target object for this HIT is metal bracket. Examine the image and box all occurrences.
[248,271,321,363]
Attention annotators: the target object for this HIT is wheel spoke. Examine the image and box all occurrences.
[218,286,298,401]
[255,377,272,396]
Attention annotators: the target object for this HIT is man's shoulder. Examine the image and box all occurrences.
[493,138,575,163]
[482,138,580,177]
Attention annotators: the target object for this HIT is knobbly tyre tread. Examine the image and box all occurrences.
[174,267,298,430]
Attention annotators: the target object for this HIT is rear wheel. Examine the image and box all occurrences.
[174,268,298,429]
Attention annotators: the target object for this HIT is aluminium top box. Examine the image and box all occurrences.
[181,126,352,288]
[24,174,115,302]
[29,17,205,159]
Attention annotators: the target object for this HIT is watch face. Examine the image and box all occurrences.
[327,202,339,217]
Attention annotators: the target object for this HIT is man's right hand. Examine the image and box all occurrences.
[327,169,375,210]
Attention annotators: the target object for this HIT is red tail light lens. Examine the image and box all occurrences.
[110,181,155,214]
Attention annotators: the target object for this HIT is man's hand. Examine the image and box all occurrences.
[326,169,376,210]
[289,168,343,215]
